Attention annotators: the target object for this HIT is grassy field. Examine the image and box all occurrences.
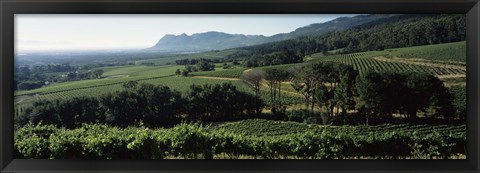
[15,65,183,96]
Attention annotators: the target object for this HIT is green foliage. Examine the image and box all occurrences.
[17,82,266,128]
[187,83,263,122]
[197,61,216,71]
[15,121,466,159]
[449,86,466,120]
[356,71,453,120]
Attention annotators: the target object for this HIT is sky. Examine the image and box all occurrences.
[15,14,358,51]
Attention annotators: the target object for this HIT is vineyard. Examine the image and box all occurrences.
[386,41,466,62]
[218,119,466,137]
[313,52,466,76]
[15,120,466,159]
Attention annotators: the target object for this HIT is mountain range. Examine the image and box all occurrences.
[149,14,398,53]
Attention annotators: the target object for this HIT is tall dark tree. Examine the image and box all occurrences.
[264,68,291,114]
[240,69,265,115]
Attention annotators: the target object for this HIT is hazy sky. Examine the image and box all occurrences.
[16,14,358,51]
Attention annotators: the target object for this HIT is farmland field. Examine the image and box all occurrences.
[14,14,468,160]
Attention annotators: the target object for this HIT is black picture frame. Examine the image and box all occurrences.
[1,0,479,172]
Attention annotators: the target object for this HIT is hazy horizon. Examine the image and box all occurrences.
[15,14,358,52]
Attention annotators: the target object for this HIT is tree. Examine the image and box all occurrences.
[181,70,189,77]
[24,100,61,126]
[197,61,215,71]
[289,64,315,111]
[99,83,184,127]
[185,65,194,72]
[356,71,454,123]
[334,65,358,118]
[175,69,181,76]
[66,72,77,80]
[187,83,262,122]
[264,68,291,114]
[355,71,387,124]
[232,59,240,65]
[92,69,104,79]
[240,69,265,115]
[123,81,139,89]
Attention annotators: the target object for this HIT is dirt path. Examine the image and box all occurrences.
[191,76,241,81]
[15,94,37,105]
[105,75,129,79]
[437,74,466,79]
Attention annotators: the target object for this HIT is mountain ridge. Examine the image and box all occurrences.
[149,14,398,52]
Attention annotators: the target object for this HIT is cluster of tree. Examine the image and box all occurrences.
[175,59,216,76]
[288,62,358,122]
[15,64,104,91]
[356,71,454,124]
[64,69,104,81]
[239,62,463,125]
[15,64,75,90]
[226,49,304,68]
[174,58,224,66]
[225,14,465,66]
[16,82,263,128]
[186,83,263,122]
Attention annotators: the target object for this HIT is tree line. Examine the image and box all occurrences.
[174,58,217,76]
[16,82,263,129]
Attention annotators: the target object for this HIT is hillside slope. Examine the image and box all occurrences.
[149,14,397,52]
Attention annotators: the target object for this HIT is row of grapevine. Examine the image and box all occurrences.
[218,119,466,137]
[318,53,465,76]
[15,122,466,159]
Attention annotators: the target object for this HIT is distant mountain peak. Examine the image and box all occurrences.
[149,14,399,53]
